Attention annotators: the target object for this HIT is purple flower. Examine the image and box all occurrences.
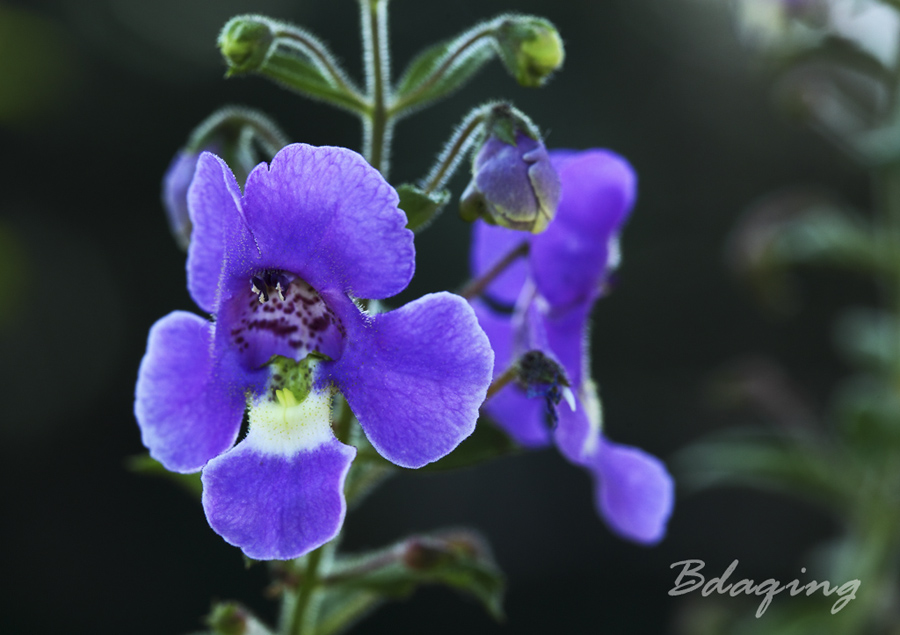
[161,149,203,250]
[136,143,494,560]
[460,131,560,234]
[470,148,673,544]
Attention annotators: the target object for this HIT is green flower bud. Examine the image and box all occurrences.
[496,17,565,88]
[218,16,274,75]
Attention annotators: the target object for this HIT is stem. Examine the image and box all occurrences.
[485,364,519,402]
[422,111,487,194]
[389,23,497,117]
[459,240,529,300]
[361,0,392,175]
[285,548,324,635]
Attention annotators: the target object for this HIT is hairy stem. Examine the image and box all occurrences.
[361,0,393,175]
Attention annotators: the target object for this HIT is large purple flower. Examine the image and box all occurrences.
[471,148,673,544]
[136,143,493,560]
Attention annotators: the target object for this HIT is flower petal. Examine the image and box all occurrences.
[531,150,636,308]
[241,144,414,300]
[134,311,246,473]
[469,222,531,307]
[202,430,355,561]
[186,152,247,313]
[590,437,674,545]
[472,301,551,447]
[325,292,494,468]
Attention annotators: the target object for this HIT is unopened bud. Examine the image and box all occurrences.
[495,17,564,88]
[219,16,274,74]
[460,128,560,233]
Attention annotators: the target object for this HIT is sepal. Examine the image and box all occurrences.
[396,183,450,232]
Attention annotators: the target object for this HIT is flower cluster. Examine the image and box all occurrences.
[471,148,674,544]
[136,143,493,560]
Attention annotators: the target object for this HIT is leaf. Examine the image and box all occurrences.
[126,453,202,499]
[396,184,450,232]
[393,31,496,114]
[324,531,505,623]
[675,429,851,513]
[423,419,518,471]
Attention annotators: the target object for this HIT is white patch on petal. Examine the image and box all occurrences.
[245,387,335,456]
[580,379,604,457]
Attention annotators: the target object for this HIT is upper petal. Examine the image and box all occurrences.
[324,292,494,468]
[531,149,637,308]
[134,311,246,473]
[240,144,414,300]
[186,152,247,314]
[590,437,674,545]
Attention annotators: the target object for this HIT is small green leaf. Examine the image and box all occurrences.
[393,35,495,115]
[396,184,450,232]
[126,453,202,499]
[423,419,518,471]
[324,531,505,622]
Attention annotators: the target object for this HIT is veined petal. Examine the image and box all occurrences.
[201,388,356,560]
[532,150,636,308]
[590,437,674,545]
[470,222,532,307]
[134,311,246,473]
[186,152,247,314]
[241,144,414,300]
[325,292,494,469]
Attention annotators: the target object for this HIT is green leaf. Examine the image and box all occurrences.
[324,531,505,622]
[423,419,518,471]
[391,26,496,115]
[832,308,900,373]
[126,453,202,499]
[675,429,851,513]
[396,184,450,232]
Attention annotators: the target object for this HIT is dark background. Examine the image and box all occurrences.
[0,0,872,633]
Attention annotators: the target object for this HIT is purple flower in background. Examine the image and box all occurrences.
[136,143,493,560]
[161,149,203,250]
[471,148,673,544]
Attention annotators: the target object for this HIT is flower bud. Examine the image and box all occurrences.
[495,17,565,88]
[460,129,560,233]
[218,16,274,75]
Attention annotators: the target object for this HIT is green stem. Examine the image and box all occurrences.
[286,548,325,635]
[362,0,392,175]
[484,363,519,402]
[459,240,529,300]
[422,110,487,194]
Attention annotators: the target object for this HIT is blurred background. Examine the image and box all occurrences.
[0,0,874,632]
